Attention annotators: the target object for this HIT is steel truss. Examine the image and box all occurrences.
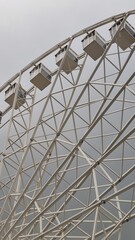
[0,10,135,240]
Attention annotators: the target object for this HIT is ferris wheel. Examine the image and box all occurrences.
[0,10,135,240]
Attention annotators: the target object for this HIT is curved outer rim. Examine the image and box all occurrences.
[0,10,135,93]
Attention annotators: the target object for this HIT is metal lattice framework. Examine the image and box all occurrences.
[0,10,135,240]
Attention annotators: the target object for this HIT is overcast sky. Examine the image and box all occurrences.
[0,1,135,239]
[0,0,135,84]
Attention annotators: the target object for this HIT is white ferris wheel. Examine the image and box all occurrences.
[0,10,135,240]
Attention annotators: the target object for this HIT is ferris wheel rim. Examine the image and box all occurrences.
[0,9,135,93]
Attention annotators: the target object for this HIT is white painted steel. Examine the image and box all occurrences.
[0,10,135,240]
